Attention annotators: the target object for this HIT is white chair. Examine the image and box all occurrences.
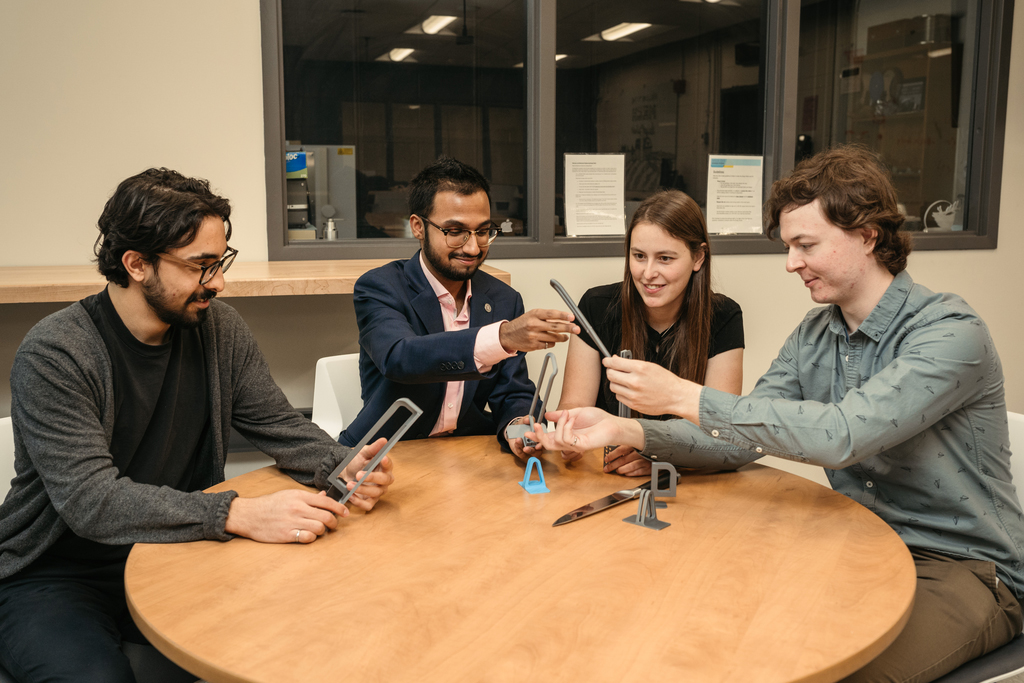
[931,411,1024,683]
[0,417,13,502]
[311,353,364,440]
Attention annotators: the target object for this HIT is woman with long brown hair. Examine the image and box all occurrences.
[556,190,744,476]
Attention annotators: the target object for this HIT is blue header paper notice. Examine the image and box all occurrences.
[706,155,763,234]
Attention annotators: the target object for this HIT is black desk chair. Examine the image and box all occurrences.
[932,635,1024,683]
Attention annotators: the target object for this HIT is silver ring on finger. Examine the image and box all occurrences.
[572,436,579,447]
[294,529,301,543]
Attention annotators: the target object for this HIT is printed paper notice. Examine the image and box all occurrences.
[706,155,763,234]
[565,154,625,236]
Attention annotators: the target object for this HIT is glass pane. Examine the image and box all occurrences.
[798,0,975,232]
[555,0,766,235]
[281,0,528,243]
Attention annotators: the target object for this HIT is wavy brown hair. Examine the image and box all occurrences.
[764,144,911,274]
[620,190,713,385]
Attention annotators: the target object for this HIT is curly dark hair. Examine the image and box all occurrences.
[764,144,911,275]
[408,156,490,219]
[94,168,232,287]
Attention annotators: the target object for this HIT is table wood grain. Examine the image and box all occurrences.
[0,261,511,303]
[125,436,916,683]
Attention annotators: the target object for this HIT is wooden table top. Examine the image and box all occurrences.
[0,260,512,303]
[125,436,916,683]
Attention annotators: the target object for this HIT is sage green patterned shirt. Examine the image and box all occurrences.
[639,271,1024,594]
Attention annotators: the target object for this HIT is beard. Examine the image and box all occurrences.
[422,228,483,282]
[142,275,216,329]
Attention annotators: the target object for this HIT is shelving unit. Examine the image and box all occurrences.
[844,33,959,222]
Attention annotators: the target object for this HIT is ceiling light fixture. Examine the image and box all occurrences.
[600,22,652,41]
[420,15,457,34]
[379,48,414,62]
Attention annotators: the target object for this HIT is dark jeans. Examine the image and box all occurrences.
[841,549,1024,683]
[0,556,153,683]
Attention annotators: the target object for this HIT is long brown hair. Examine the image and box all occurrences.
[620,190,713,384]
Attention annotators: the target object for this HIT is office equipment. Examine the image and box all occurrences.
[605,349,632,460]
[518,457,549,494]
[623,462,678,530]
[285,145,358,239]
[504,352,557,448]
[325,398,422,503]
[550,279,611,358]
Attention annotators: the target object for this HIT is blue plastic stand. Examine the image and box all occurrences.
[519,457,550,494]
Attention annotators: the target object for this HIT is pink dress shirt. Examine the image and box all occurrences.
[420,253,517,436]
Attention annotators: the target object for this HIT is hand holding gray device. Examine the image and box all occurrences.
[505,352,558,448]
[326,397,423,503]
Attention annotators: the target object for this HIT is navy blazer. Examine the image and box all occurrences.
[338,252,535,450]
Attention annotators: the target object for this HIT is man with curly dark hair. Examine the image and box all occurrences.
[533,145,1022,682]
[0,168,395,682]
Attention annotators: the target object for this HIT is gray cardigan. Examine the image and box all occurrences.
[0,298,353,579]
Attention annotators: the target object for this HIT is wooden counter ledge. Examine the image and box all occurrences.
[0,261,512,304]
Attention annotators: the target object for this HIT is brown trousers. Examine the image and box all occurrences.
[841,549,1023,683]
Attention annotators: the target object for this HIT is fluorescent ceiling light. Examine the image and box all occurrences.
[514,55,568,68]
[928,47,953,58]
[420,15,457,34]
[377,48,414,62]
[600,22,651,41]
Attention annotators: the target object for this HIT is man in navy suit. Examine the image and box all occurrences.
[339,157,578,455]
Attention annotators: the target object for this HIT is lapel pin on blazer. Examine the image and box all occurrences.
[484,303,492,312]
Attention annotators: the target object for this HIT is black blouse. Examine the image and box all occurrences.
[576,282,744,416]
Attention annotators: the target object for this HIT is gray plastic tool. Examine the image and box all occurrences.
[326,397,423,503]
[505,352,558,448]
[550,279,611,358]
[623,463,679,530]
[605,349,632,460]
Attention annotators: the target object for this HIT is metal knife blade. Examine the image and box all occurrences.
[552,481,652,527]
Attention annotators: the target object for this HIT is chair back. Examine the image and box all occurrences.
[0,417,13,501]
[1010,411,1024,492]
[311,354,363,440]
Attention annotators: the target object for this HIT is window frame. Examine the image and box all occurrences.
[260,0,1012,261]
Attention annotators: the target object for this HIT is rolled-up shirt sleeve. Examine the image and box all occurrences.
[474,320,516,372]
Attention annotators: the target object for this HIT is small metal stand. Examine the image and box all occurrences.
[519,456,550,494]
[623,463,678,530]
[604,350,632,460]
[505,352,558,448]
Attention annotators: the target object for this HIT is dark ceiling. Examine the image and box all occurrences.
[282,0,762,69]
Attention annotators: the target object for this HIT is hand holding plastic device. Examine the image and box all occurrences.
[326,398,423,503]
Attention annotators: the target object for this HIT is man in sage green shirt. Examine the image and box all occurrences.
[533,145,1023,683]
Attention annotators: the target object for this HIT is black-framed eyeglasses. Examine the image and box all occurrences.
[156,246,238,286]
[416,215,501,248]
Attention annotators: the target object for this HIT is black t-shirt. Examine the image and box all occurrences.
[577,282,744,417]
[43,288,209,563]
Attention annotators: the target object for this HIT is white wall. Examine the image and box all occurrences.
[1,1,1021,491]
[0,0,269,266]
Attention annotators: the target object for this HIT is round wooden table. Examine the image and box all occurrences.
[126,435,916,683]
